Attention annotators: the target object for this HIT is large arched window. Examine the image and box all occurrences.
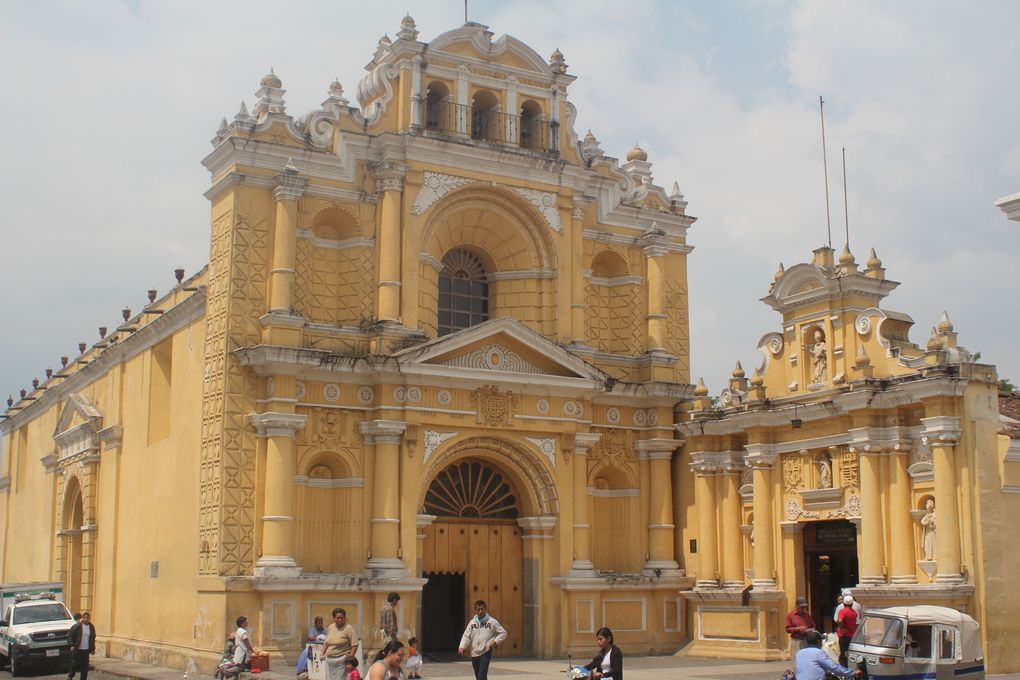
[438,249,489,336]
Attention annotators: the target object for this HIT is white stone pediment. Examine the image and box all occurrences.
[53,393,103,461]
[393,317,607,383]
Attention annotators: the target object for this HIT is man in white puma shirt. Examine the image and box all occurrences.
[458,601,507,680]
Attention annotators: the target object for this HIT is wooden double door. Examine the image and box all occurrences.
[419,458,525,656]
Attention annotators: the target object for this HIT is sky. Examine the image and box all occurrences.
[1,0,1018,412]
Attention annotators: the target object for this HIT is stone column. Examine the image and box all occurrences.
[361,420,408,576]
[888,439,918,584]
[414,514,436,635]
[250,411,307,576]
[569,432,601,577]
[372,161,408,323]
[636,438,682,577]
[569,197,590,346]
[746,443,777,588]
[690,452,721,588]
[410,56,423,131]
[849,430,886,585]
[921,416,964,583]
[268,164,308,313]
[781,521,806,600]
[518,516,557,656]
[720,453,745,587]
[641,238,669,353]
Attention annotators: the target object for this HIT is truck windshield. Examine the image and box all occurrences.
[852,615,904,649]
[12,604,71,625]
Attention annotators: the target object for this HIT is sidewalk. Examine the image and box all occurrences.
[90,654,1020,680]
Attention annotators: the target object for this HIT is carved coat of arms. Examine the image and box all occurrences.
[470,385,518,426]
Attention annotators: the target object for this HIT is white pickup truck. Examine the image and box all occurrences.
[0,583,76,676]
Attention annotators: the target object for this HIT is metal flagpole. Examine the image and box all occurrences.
[819,96,832,248]
[842,146,849,248]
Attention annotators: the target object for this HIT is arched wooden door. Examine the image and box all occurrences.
[420,459,524,656]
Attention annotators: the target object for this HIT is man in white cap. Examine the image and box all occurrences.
[835,596,860,667]
[833,589,863,623]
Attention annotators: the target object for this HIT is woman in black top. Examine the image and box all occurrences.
[584,627,623,680]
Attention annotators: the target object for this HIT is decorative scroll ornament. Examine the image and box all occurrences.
[525,437,557,468]
[423,431,457,463]
[855,314,872,336]
[357,386,375,405]
[295,381,306,400]
[411,172,478,215]
[536,398,549,414]
[827,493,862,519]
[607,407,620,423]
[437,389,452,406]
[470,385,519,426]
[512,187,562,233]
[439,343,549,375]
[785,497,819,520]
[323,383,340,402]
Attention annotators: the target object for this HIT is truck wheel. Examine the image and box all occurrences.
[9,651,20,677]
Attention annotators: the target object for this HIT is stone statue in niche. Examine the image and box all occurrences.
[810,329,828,383]
[817,454,832,489]
[920,499,936,561]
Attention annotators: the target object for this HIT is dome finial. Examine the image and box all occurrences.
[774,262,785,282]
[732,361,745,379]
[855,344,871,367]
[549,47,568,74]
[750,368,764,387]
[260,68,282,89]
[626,143,648,162]
[838,243,855,266]
[938,310,954,333]
[866,247,882,269]
[397,14,419,41]
[694,377,709,397]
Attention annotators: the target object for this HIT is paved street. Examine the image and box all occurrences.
[1,655,1018,680]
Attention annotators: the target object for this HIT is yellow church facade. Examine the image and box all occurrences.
[1,16,1018,674]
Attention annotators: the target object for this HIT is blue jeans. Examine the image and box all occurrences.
[471,651,492,680]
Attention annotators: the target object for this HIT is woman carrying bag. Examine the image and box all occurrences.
[584,627,623,680]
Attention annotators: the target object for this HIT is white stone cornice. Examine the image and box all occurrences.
[572,431,601,454]
[359,419,408,444]
[418,252,444,271]
[274,172,308,202]
[517,515,558,537]
[744,443,778,468]
[584,228,692,254]
[996,191,1020,222]
[846,427,885,455]
[635,437,680,459]
[292,476,364,488]
[40,453,58,473]
[297,231,375,252]
[371,160,409,192]
[688,451,730,474]
[920,415,962,447]
[250,412,307,437]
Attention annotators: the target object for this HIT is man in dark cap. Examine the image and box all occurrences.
[785,596,816,657]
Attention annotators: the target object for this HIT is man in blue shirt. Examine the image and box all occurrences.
[795,630,861,680]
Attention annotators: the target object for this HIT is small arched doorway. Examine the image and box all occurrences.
[62,479,85,614]
[420,459,523,656]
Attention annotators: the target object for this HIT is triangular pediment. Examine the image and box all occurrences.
[394,317,607,383]
[53,393,102,439]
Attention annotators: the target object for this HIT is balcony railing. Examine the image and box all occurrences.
[422,102,558,154]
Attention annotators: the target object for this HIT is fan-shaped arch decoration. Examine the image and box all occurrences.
[424,460,519,519]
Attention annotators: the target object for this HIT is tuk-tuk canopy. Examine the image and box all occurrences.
[876,606,982,662]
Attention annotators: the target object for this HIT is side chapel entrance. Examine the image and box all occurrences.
[803,520,859,633]
[420,459,524,656]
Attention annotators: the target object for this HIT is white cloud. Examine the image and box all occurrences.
[0,0,1017,411]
